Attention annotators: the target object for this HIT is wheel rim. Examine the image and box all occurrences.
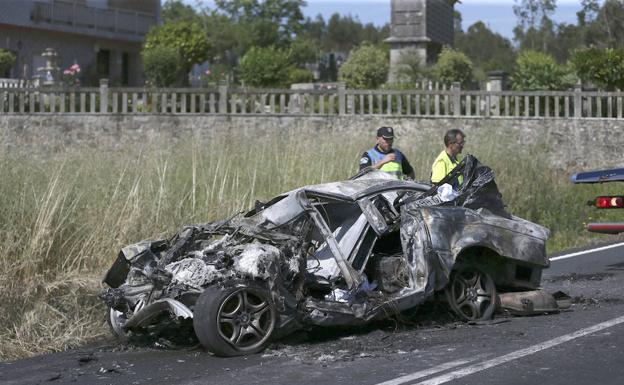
[448,268,495,320]
[216,287,275,351]
[108,308,127,337]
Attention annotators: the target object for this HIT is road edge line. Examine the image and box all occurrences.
[550,241,624,261]
[413,314,624,385]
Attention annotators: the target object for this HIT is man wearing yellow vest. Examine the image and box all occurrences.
[431,129,466,188]
[359,126,415,180]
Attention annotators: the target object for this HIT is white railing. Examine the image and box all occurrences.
[0,81,622,119]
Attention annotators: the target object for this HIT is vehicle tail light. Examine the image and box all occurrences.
[595,196,624,208]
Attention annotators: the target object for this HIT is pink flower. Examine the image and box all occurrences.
[205,69,211,76]
[70,64,81,73]
[64,69,72,75]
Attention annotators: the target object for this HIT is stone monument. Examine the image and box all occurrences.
[385,0,456,83]
[37,48,60,86]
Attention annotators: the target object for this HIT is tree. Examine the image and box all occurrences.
[0,49,16,77]
[239,46,291,87]
[289,37,318,66]
[162,0,201,23]
[455,21,516,76]
[510,50,573,90]
[432,47,474,86]
[324,14,387,53]
[142,21,211,85]
[570,47,624,90]
[512,0,557,52]
[142,45,179,87]
[338,43,389,89]
[583,0,624,49]
[215,0,305,46]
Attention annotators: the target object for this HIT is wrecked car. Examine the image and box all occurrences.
[101,155,551,356]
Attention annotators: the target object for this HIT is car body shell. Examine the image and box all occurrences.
[101,163,550,345]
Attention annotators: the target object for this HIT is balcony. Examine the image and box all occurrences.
[29,0,158,42]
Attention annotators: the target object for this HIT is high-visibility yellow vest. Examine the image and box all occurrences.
[431,150,463,186]
[367,147,404,179]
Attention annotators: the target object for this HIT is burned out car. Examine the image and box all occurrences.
[101,155,550,356]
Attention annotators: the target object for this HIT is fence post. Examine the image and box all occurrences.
[99,78,109,113]
[218,83,228,113]
[574,84,582,118]
[452,82,461,117]
[338,82,346,115]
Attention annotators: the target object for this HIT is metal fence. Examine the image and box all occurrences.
[1,81,623,119]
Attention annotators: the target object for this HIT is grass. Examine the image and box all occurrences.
[1,130,622,360]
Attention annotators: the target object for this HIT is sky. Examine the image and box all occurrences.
[302,0,585,39]
[193,0,588,40]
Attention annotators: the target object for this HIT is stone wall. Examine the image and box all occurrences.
[1,115,622,170]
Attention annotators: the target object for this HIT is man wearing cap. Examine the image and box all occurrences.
[430,129,466,187]
[359,126,415,180]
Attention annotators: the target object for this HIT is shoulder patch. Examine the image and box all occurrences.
[360,157,369,165]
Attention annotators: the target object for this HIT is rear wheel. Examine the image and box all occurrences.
[445,266,496,321]
[193,282,276,356]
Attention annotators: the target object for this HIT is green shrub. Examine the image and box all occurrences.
[142,45,180,87]
[239,46,291,88]
[338,42,389,89]
[570,47,624,90]
[0,49,16,76]
[432,46,474,86]
[287,67,314,85]
[510,50,574,90]
[142,21,210,85]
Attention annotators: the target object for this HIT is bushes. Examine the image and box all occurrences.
[287,67,314,85]
[0,49,16,76]
[141,21,210,86]
[510,50,574,91]
[239,46,292,88]
[570,47,624,90]
[239,46,314,88]
[142,45,179,87]
[432,47,474,86]
[338,43,389,89]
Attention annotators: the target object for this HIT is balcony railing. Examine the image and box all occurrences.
[30,0,157,41]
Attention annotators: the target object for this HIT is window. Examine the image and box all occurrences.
[96,49,110,79]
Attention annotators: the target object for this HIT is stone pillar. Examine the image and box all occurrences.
[99,78,109,113]
[486,71,507,116]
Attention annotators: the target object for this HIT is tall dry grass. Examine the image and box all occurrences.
[0,130,620,360]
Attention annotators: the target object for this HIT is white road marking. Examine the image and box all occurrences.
[411,314,624,385]
[549,242,624,261]
[374,358,479,385]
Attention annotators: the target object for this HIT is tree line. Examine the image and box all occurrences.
[142,0,624,90]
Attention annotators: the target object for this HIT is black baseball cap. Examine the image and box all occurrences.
[377,126,394,139]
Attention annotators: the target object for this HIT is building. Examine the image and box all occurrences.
[0,0,160,86]
[385,0,455,82]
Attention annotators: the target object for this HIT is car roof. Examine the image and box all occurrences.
[301,171,431,201]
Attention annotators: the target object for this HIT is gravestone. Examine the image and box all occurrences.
[385,0,455,83]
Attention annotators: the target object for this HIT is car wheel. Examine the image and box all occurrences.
[107,307,129,341]
[193,282,276,357]
[445,266,497,321]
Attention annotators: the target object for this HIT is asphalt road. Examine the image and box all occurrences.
[2,242,624,385]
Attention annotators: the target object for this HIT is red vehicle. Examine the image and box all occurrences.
[571,167,624,234]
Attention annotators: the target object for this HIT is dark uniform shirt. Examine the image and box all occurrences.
[359,145,415,176]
